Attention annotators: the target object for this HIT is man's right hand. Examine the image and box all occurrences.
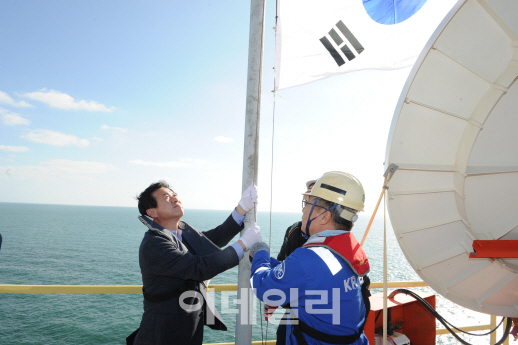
[239,183,259,212]
[238,223,262,250]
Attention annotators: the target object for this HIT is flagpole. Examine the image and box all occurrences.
[236,0,265,344]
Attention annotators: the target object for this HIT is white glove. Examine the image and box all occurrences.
[239,183,258,212]
[239,223,262,250]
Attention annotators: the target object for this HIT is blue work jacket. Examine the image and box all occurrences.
[250,231,369,345]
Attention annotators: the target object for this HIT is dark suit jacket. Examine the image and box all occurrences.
[134,214,243,345]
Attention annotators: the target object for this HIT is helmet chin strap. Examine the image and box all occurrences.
[304,197,338,237]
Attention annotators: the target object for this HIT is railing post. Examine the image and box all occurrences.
[490,314,496,343]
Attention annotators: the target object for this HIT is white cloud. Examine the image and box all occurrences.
[0,145,30,152]
[101,124,128,133]
[129,159,191,168]
[1,111,31,126]
[21,129,90,147]
[181,158,209,166]
[0,91,32,108]
[22,89,115,112]
[129,158,209,169]
[214,136,233,143]
[45,159,117,174]
[1,160,116,180]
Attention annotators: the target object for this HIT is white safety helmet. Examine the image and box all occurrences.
[303,171,365,222]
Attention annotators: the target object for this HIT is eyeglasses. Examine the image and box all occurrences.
[302,199,327,210]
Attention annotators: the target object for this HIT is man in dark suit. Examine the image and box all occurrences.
[131,180,262,345]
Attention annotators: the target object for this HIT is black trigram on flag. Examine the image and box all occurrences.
[320,20,364,67]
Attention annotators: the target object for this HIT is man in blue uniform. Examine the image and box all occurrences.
[250,171,371,345]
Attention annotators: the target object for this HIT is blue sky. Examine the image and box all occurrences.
[0,1,411,214]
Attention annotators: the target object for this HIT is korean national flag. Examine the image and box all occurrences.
[274,0,459,90]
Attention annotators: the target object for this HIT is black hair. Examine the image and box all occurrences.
[137,180,175,216]
[316,198,353,231]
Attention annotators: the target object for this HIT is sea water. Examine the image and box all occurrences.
[0,202,501,344]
